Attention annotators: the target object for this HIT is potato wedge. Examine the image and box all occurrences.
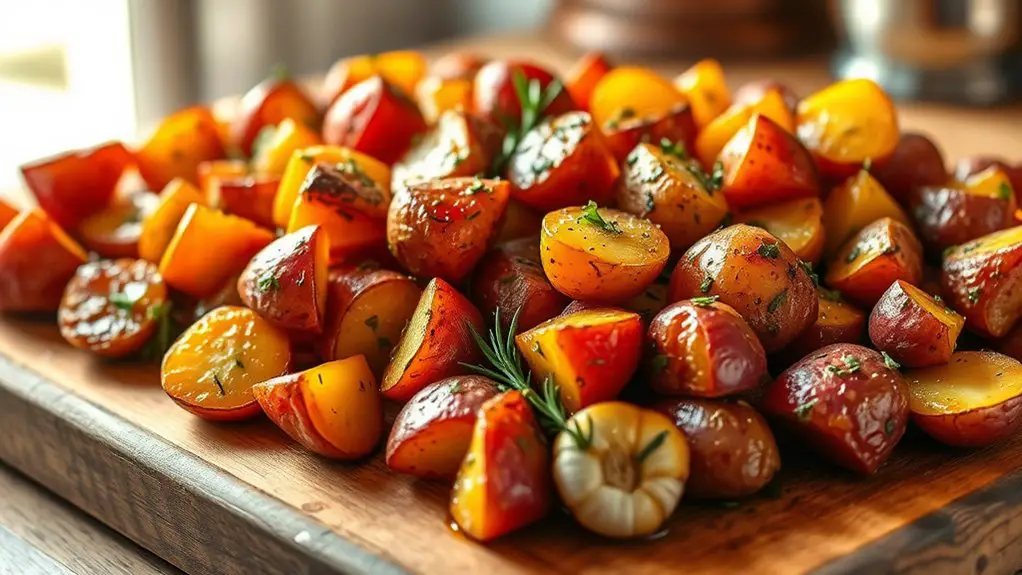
[825,217,923,307]
[78,190,160,259]
[737,197,825,264]
[673,58,731,129]
[136,106,226,191]
[517,308,642,412]
[541,203,669,303]
[998,323,1022,362]
[822,168,912,259]
[415,76,474,125]
[391,109,502,193]
[762,343,909,475]
[386,375,501,479]
[941,226,1022,337]
[495,200,543,243]
[250,117,323,176]
[387,177,509,284]
[0,210,88,312]
[911,166,1017,254]
[322,50,427,106]
[694,88,794,168]
[869,280,964,368]
[601,104,698,164]
[138,178,207,264]
[646,299,767,397]
[669,224,818,352]
[230,77,319,157]
[323,76,427,164]
[589,66,687,135]
[162,306,291,420]
[907,351,1022,447]
[564,51,612,113]
[381,278,484,402]
[732,79,799,111]
[781,288,866,365]
[871,132,948,206]
[471,237,569,333]
[472,60,575,130]
[210,172,280,229]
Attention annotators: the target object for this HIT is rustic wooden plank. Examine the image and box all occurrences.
[0,526,76,575]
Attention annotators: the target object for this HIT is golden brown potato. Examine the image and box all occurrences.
[910,166,1017,255]
[470,237,569,333]
[541,202,670,304]
[601,104,698,164]
[391,109,502,193]
[825,217,923,307]
[869,280,965,368]
[0,210,89,312]
[737,197,825,265]
[669,224,818,352]
[941,226,1022,338]
[780,288,867,366]
[822,168,912,259]
[673,58,731,129]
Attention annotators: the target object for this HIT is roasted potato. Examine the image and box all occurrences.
[762,343,909,475]
[431,52,488,81]
[941,226,1022,338]
[589,66,687,135]
[78,190,160,259]
[646,298,767,397]
[470,237,569,333]
[0,210,89,312]
[732,79,799,111]
[656,398,780,499]
[564,51,612,113]
[136,106,226,191]
[58,258,168,357]
[694,88,795,168]
[737,197,825,264]
[250,117,323,176]
[669,224,818,352]
[780,288,866,366]
[0,198,18,232]
[825,217,923,307]
[472,60,575,130]
[323,76,427,164]
[391,109,502,193]
[320,266,422,377]
[621,275,670,324]
[495,200,543,243]
[230,76,319,157]
[210,172,280,229]
[601,104,698,164]
[322,50,427,106]
[795,78,899,179]
[162,306,291,420]
[254,356,384,459]
[998,323,1022,362]
[673,58,731,129]
[871,132,948,206]
[387,177,510,284]
[718,113,820,210]
[507,111,619,212]
[541,203,669,303]
[907,351,1022,447]
[386,375,501,479]
[869,280,965,368]
[415,76,474,125]
[822,168,912,259]
[381,278,484,402]
[615,142,730,252]
[138,178,207,264]
[911,166,1017,254]
[517,307,643,412]
[953,156,1022,198]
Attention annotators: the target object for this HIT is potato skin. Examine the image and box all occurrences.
[655,398,780,499]
[601,104,698,164]
[825,217,923,307]
[323,76,427,164]
[238,225,327,333]
[941,227,1022,338]
[761,343,909,475]
[470,238,569,333]
[646,300,767,397]
[385,375,501,479]
[230,78,319,157]
[387,177,509,284]
[669,224,818,352]
[0,210,89,312]
[910,185,1015,255]
[391,109,503,193]
[868,280,964,368]
[914,396,1022,448]
[472,60,576,130]
[780,291,866,365]
[872,132,947,206]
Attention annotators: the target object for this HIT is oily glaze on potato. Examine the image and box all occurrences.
[737,197,825,264]
[254,356,384,459]
[780,288,866,366]
[211,172,281,229]
[0,210,89,312]
[541,204,670,303]
[230,77,320,157]
[0,198,18,232]
[589,66,686,135]
[470,237,569,333]
[322,50,427,107]
[517,308,643,412]
[673,58,731,129]
[507,111,619,212]
[869,280,964,368]
[762,343,909,475]
[694,88,794,168]
[564,51,612,113]
[138,178,207,264]
[942,226,1022,338]
[717,113,820,210]
[911,166,1017,254]
[381,278,484,402]
[646,299,767,398]
[250,117,323,176]
[907,351,1022,447]
[162,306,291,420]
[58,259,168,358]
[953,156,1022,197]
[669,224,818,352]
[323,76,427,164]
[822,169,912,259]
[386,375,501,479]
[320,266,422,377]
[871,132,948,206]
[237,225,330,333]
[825,217,923,307]
[472,60,575,130]
[601,104,698,164]
[656,398,780,499]
[615,142,730,251]
[136,106,226,191]
[387,177,510,284]
[391,109,502,194]
[78,190,160,259]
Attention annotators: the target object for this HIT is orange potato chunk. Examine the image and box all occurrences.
[825,217,923,307]
[0,210,88,312]
[738,197,825,264]
[135,106,226,191]
[250,117,323,176]
[673,58,731,129]
[822,168,912,259]
[138,178,207,264]
[322,51,427,106]
[589,67,687,133]
[694,88,794,168]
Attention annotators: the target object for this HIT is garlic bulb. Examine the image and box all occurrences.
[553,401,689,538]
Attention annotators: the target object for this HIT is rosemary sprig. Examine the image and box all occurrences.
[487,71,564,177]
[463,308,593,449]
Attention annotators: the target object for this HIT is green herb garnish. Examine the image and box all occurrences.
[846,246,862,263]
[699,275,714,294]
[257,273,281,293]
[825,354,862,377]
[212,373,225,396]
[757,242,781,259]
[577,200,622,234]
[881,351,901,371]
[967,287,982,304]
[659,138,687,159]
[488,72,564,177]
[999,181,1013,201]
[635,430,669,463]
[794,399,818,421]
[691,295,720,307]
[767,288,788,313]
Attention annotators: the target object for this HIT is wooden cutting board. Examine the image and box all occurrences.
[3,34,1022,575]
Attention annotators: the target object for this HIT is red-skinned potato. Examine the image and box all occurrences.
[564,51,612,113]
[321,50,427,107]
[780,288,866,366]
[238,225,330,333]
[391,109,503,193]
[320,266,422,377]
[0,199,18,232]
[999,323,1022,362]
[323,76,427,164]
[58,258,168,358]
[761,343,909,475]
[911,166,1017,254]
[472,60,576,130]
[941,226,1022,338]
[470,237,569,333]
[954,156,1022,199]
[871,132,948,206]
[718,113,820,210]
[825,217,923,307]
[517,308,643,412]
[615,142,730,252]
[737,197,825,265]
[450,390,551,541]
[495,200,543,243]
[621,276,670,324]
[796,78,900,179]
[732,79,799,111]
[230,76,319,157]
[162,306,291,421]
[388,177,509,283]
[822,168,912,258]
[78,190,160,259]
[541,204,670,304]
[211,171,280,229]
[656,398,780,499]
[507,111,619,212]
[669,224,818,352]
[694,88,795,168]
[0,210,88,312]
[136,106,226,191]
[869,280,965,368]
[646,298,767,397]
[601,104,698,164]
[386,375,501,479]
[431,52,488,81]
[20,142,134,229]
[381,278,484,402]
[254,355,384,459]
[674,58,731,129]
[907,351,1022,447]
